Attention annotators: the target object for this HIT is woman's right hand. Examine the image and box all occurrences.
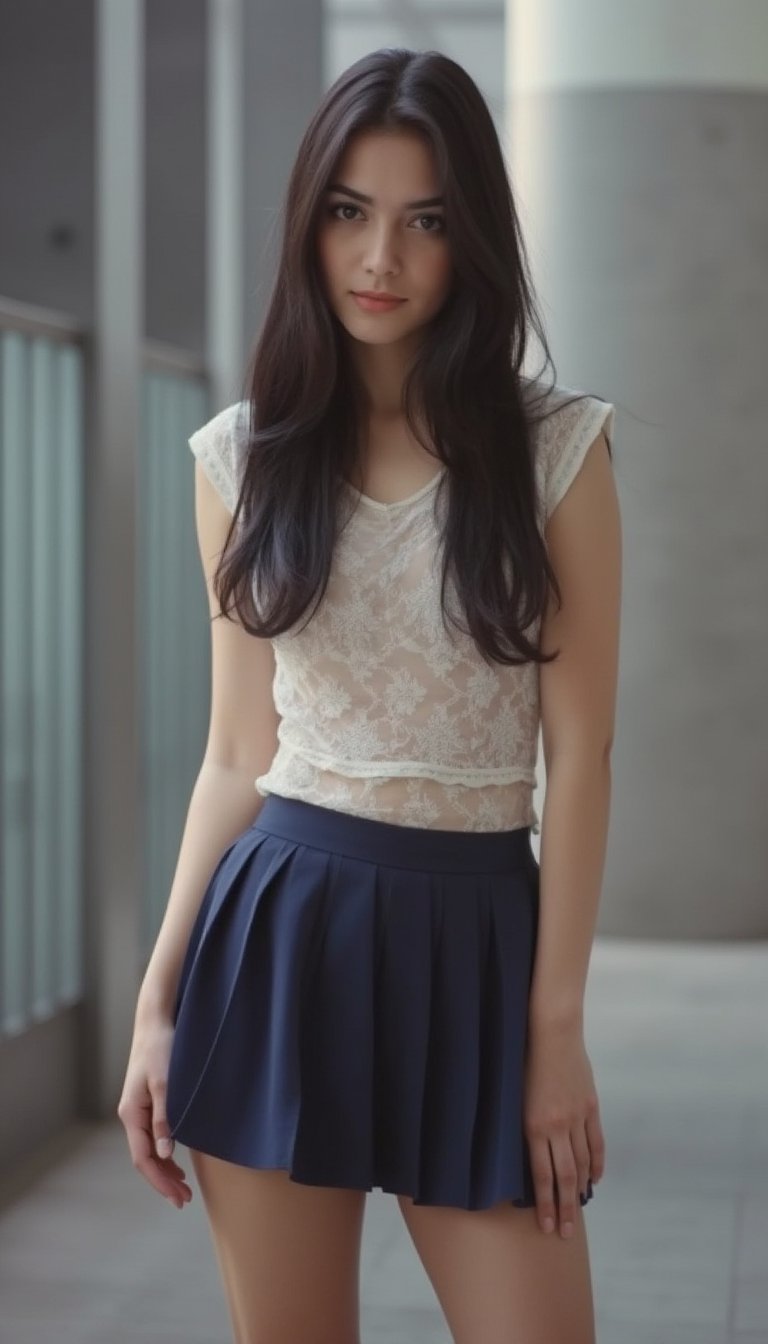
[116,1014,193,1210]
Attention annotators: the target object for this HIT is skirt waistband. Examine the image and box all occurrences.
[251,794,535,875]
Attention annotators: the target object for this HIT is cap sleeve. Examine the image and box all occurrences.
[188,401,250,515]
[533,388,615,527]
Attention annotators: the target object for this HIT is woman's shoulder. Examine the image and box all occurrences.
[189,399,250,459]
[188,399,251,515]
[521,375,616,524]
[522,375,613,437]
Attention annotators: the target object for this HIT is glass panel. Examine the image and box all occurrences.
[0,330,85,1036]
[0,332,34,1035]
[57,346,84,1005]
[29,340,59,1019]
[139,374,210,959]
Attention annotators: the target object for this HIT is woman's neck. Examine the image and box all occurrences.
[347,331,422,415]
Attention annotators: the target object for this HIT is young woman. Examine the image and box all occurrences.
[118,47,620,1344]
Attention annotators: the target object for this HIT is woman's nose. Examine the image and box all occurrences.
[363,225,400,274]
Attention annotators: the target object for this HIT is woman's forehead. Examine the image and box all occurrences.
[333,128,439,188]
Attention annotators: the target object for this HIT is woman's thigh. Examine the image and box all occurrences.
[189,1149,367,1344]
[396,1194,595,1344]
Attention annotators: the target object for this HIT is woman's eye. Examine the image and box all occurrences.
[328,203,445,234]
[329,203,361,221]
[413,214,445,234]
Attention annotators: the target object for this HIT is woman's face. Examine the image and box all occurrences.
[316,128,454,351]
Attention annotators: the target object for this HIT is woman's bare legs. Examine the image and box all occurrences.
[397,1194,595,1344]
[189,1150,367,1344]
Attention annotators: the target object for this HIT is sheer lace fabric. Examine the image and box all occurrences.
[189,383,615,833]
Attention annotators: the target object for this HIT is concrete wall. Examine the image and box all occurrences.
[508,0,768,937]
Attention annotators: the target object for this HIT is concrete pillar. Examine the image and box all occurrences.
[241,0,324,376]
[82,0,144,1114]
[206,0,324,406]
[506,1,768,937]
[206,0,245,406]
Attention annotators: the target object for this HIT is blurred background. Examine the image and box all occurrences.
[0,1,766,1341]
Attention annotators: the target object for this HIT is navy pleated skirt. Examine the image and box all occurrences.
[166,793,594,1212]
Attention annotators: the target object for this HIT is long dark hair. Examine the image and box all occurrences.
[215,47,611,665]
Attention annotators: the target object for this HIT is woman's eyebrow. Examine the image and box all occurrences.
[326,182,444,209]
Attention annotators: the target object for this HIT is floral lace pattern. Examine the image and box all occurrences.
[189,383,615,833]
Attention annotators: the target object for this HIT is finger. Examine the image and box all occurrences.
[585,1103,606,1183]
[148,1079,174,1160]
[144,1078,191,1201]
[549,1129,579,1238]
[527,1133,557,1234]
[570,1122,592,1201]
[160,1157,188,1180]
[121,1117,192,1204]
[155,1152,191,1190]
[140,1146,193,1205]
[125,1121,174,1194]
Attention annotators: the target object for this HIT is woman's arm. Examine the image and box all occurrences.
[135,759,271,1023]
[530,427,622,1029]
[136,461,281,1024]
[119,460,280,1206]
[523,427,621,1240]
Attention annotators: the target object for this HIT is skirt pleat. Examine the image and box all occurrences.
[166,794,595,1212]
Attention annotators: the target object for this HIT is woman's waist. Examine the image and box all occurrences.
[254,752,540,834]
[250,791,536,869]
[267,728,537,787]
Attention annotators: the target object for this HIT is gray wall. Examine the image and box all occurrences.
[507,1,768,937]
[145,0,207,352]
[0,0,95,321]
[0,0,207,351]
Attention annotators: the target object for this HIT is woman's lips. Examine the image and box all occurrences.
[351,292,406,312]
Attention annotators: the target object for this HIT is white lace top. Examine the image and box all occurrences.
[189,382,615,833]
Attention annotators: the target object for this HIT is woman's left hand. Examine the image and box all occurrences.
[522,1020,606,1239]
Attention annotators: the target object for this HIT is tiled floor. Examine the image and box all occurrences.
[1,938,766,1344]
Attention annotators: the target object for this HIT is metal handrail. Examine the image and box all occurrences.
[0,295,86,343]
[0,296,207,383]
[143,339,207,379]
